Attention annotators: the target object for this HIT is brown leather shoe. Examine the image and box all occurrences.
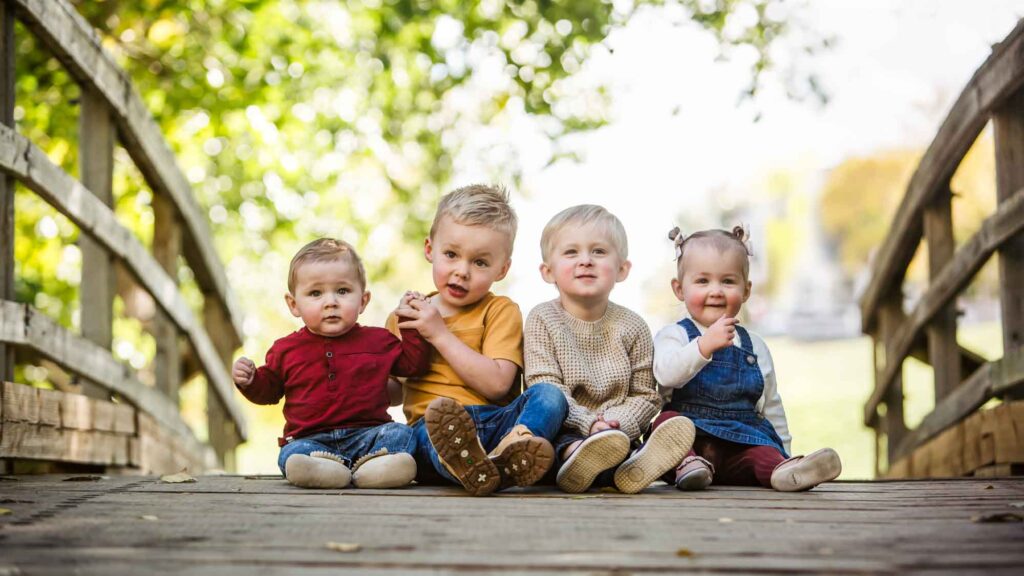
[424,397,501,496]
[490,425,554,489]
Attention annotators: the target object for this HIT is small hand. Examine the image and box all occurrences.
[698,316,738,357]
[232,357,255,388]
[589,415,620,435]
[395,290,427,320]
[396,298,447,342]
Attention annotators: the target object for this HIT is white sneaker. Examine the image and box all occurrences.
[770,448,842,492]
[285,452,352,489]
[555,430,630,493]
[614,416,695,494]
[352,450,417,488]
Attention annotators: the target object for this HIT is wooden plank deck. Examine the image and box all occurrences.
[1,475,1022,574]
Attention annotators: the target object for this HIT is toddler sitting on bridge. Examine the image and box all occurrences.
[232,238,431,489]
[653,225,842,491]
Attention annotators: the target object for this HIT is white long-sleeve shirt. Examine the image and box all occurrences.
[652,319,791,454]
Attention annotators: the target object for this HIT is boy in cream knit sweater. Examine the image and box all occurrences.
[524,205,696,493]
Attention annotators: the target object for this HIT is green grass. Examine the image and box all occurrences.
[769,322,1002,480]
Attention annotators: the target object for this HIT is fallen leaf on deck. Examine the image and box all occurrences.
[140,515,159,521]
[970,512,1023,523]
[984,485,994,490]
[63,475,105,482]
[717,517,734,523]
[675,548,695,557]
[160,469,197,483]
[326,542,361,552]
[1010,502,1024,508]
[0,508,11,516]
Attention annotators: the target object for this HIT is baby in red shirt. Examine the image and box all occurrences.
[232,239,430,489]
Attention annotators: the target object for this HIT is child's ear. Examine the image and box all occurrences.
[360,290,371,313]
[423,237,433,263]
[743,280,752,302]
[495,258,512,282]
[671,277,685,302]
[285,292,300,318]
[539,262,556,284]
[615,259,632,282]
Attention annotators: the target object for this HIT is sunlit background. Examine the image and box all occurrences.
[15,0,1022,478]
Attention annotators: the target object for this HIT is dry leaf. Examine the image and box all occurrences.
[160,469,196,483]
[675,548,695,557]
[717,517,734,523]
[140,515,159,521]
[970,512,1023,523]
[1010,502,1024,509]
[0,508,11,516]
[326,542,361,553]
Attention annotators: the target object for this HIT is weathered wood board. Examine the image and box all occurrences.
[0,476,1021,574]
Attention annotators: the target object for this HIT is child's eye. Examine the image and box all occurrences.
[564,249,577,256]
[444,250,457,259]
[338,288,350,295]
[310,290,322,297]
[474,259,489,268]
[593,248,607,255]
[695,279,708,285]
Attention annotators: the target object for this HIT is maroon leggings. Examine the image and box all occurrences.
[652,411,785,488]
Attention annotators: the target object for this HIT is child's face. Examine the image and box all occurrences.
[425,216,512,314]
[285,257,370,337]
[671,242,750,327]
[540,222,630,308]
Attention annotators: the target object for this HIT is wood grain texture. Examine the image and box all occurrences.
[0,475,1021,574]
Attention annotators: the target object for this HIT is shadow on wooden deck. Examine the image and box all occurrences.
[1,475,1022,574]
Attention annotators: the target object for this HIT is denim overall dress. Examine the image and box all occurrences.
[665,318,788,457]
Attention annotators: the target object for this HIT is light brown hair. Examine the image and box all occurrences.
[288,238,367,293]
[541,204,629,263]
[669,225,752,279]
[430,184,518,247]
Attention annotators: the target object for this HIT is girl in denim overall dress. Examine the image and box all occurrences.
[652,226,842,492]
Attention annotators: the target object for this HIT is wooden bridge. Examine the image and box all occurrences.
[0,2,1023,573]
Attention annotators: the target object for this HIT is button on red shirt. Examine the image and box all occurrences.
[237,324,430,445]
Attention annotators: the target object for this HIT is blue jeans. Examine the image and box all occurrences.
[411,382,568,484]
[277,422,415,474]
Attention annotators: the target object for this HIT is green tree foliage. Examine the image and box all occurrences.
[14,0,821,371]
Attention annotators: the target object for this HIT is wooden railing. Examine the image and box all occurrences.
[860,19,1024,475]
[0,0,246,472]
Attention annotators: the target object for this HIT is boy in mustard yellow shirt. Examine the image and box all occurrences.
[388,185,567,496]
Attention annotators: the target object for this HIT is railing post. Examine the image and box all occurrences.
[152,193,182,401]
[993,90,1024,401]
[924,185,960,401]
[204,301,239,471]
[878,295,907,468]
[0,1,15,383]
[78,87,115,400]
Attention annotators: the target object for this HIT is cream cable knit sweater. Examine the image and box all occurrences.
[524,299,661,440]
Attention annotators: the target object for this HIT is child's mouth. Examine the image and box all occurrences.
[447,284,468,298]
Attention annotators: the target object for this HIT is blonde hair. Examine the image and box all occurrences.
[288,238,367,293]
[541,205,628,262]
[430,184,518,246]
[669,225,752,279]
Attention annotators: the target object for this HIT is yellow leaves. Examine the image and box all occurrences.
[326,542,362,552]
[148,18,185,47]
[159,469,196,483]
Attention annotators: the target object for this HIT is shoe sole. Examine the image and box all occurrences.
[773,448,842,492]
[556,431,630,494]
[492,437,555,489]
[614,417,695,494]
[424,398,501,496]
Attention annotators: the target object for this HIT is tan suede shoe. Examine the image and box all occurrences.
[489,425,554,489]
[352,450,417,489]
[284,452,352,489]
